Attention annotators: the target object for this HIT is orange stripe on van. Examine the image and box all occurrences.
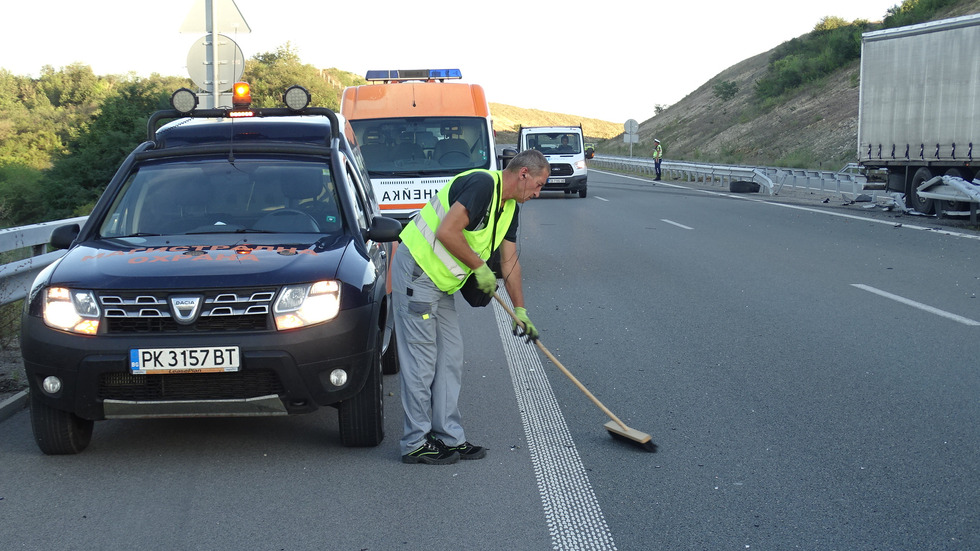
[380,203,427,210]
[341,82,490,119]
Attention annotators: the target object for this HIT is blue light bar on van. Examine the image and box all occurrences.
[365,69,462,82]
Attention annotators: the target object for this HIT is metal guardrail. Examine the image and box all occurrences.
[0,158,875,307]
[591,156,868,197]
[0,217,87,306]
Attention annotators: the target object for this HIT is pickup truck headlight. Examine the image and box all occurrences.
[43,287,100,335]
[274,280,341,330]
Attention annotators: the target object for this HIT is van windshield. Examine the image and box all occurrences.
[526,132,582,155]
[350,117,491,175]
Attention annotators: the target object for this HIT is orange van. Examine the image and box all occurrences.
[341,69,498,222]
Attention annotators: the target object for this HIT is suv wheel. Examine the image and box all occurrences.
[30,393,93,455]
[338,332,385,447]
[382,325,400,375]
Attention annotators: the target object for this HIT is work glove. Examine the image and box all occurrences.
[512,307,539,342]
[473,263,497,294]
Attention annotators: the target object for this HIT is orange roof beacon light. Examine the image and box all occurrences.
[232,82,252,108]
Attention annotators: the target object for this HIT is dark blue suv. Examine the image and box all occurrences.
[21,85,402,454]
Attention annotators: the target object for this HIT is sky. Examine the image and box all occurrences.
[1,0,902,124]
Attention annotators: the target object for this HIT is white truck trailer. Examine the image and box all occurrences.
[858,13,980,215]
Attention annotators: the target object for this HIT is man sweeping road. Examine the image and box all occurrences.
[392,149,549,465]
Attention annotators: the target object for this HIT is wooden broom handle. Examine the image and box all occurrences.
[492,293,630,431]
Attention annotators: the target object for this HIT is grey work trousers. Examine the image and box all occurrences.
[391,244,466,455]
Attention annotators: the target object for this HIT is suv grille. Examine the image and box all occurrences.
[100,289,276,333]
[98,369,284,401]
[551,164,573,176]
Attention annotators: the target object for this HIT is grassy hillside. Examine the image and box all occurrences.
[489,103,622,145]
[597,0,980,170]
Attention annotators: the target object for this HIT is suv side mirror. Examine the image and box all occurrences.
[50,224,80,250]
[498,148,518,169]
[363,216,403,243]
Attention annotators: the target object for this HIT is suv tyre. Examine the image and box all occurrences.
[30,394,94,455]
[338,331,385,447]
[381,325,400,375]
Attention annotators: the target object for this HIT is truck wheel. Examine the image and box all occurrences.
[908,167,935,215]
[30,393,93,455]
[941,168,971,212]
[381,325,400,375]
[338,333,385,447]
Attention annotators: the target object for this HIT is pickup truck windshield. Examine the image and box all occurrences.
[99,158,344,237]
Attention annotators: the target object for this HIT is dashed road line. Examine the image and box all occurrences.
[852,284,980,326]
[661,219,693,230]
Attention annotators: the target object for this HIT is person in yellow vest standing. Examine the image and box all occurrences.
[394,149,550,465]
[652,138,663,181]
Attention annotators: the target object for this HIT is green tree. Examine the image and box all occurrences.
[2,48,362,226]
[42,75,190,218]
[712,80,739,101]
[0,163,46,227]
[754,19,869,102]
[245,43,341,110]
[814,16,850,32]
[884,0,958,28]
[38,63,109,108]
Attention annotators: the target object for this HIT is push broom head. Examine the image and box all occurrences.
[604,421,658,453]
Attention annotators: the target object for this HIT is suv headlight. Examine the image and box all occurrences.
[43,287,100,335]
[274,281,341,330]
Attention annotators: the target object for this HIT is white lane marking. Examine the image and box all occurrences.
[594,196,610,202]
[493,292,619,551]
[661,219,693,230]
[594,170,980,242]
[852,284,980,326]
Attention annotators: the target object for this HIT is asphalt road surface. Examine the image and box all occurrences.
[2,170,978,550]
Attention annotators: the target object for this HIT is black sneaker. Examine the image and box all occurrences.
[426,432,486,460]
[448,441,486,460]
[402,440,460,465]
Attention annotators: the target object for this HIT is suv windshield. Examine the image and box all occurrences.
[350,117,491,175]
[99,158,344,237]
[527,132,582,155]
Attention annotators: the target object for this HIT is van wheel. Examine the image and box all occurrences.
[338,333,385,447]
[30,393,93,455]
[908,167,935,215]
[579,188,588,198]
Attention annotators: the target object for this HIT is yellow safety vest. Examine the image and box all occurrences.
[399,169,517,294]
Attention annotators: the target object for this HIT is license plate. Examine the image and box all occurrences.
[130,347,240,374]
[548,178,566,184]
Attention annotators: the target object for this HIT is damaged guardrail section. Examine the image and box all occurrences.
[590,155,869,198]
[917,175,980,223]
